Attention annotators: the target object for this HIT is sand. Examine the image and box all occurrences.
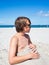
[0,27,49,65]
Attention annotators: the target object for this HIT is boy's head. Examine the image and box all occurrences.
[15,16,31,32]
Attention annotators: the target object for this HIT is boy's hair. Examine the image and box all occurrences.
[15,16,31,32]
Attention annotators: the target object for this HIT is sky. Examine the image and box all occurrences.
[0,0,49,25]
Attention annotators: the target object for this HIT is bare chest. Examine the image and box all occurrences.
[18,36,29,51]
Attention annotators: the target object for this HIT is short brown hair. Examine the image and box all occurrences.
[15,16,31,32]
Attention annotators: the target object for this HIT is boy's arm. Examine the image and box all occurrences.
[28,35,36,49]
[28,35,38,53]
[9,36,31,65]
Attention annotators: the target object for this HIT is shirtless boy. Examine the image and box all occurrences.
[9,17,39,65]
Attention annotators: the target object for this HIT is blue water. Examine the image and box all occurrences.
[0,25,49,28]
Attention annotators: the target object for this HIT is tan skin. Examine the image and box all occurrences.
[9,21,39,65]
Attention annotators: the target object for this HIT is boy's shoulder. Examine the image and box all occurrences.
[11,35,18,42]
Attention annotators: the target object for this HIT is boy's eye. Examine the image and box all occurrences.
[26,24,31,28]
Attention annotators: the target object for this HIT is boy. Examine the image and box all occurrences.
[9,16,39,65]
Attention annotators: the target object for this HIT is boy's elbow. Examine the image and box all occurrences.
[9,58,14,65]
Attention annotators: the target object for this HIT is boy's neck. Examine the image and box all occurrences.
[17,32,25,36]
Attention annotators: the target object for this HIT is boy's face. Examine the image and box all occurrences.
[24,20,31,33]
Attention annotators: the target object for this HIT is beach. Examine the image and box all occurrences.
[0,27,49,65]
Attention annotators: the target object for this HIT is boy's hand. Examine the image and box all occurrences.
[30,52,40,59]
[28,43,40,59]
[29,43,36,50]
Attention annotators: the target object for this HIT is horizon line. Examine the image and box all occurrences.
[0,25,49,28]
